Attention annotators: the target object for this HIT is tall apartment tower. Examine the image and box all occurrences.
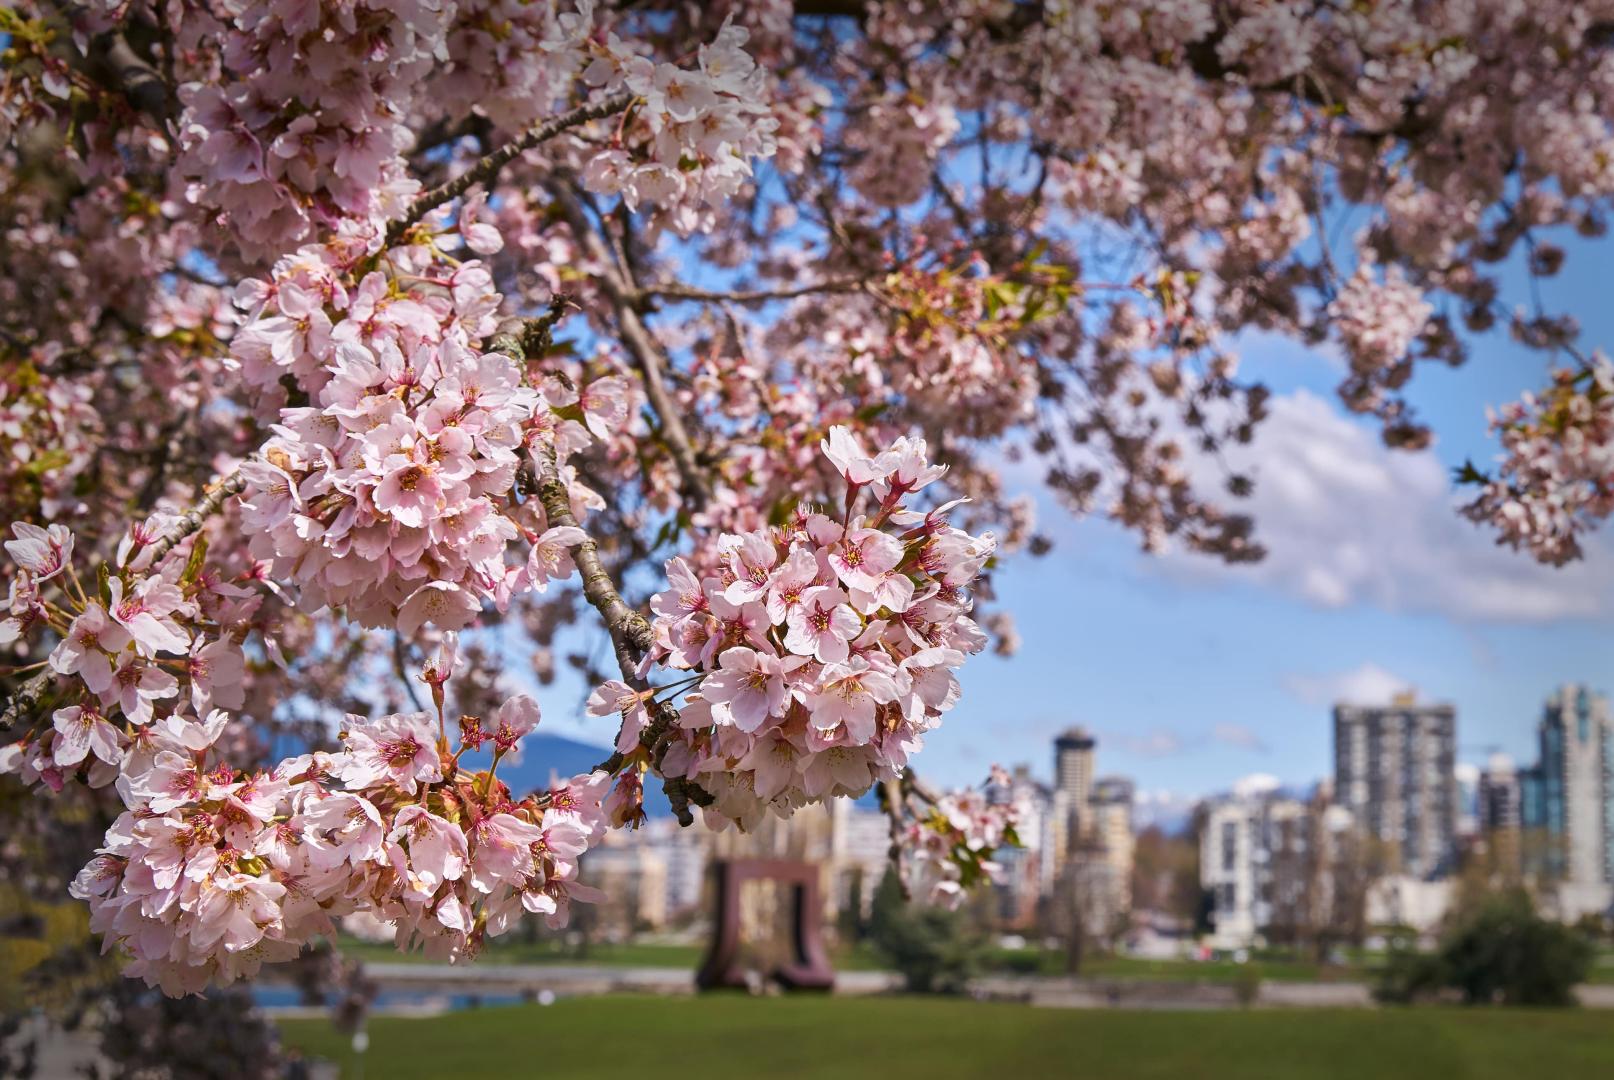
[1054,726,1096,839]
[1477,753,1523,877]
[1520,684,1613,885]
[1090,777,1136,915]
[1333,694,1457,879]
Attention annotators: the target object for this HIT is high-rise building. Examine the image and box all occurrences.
[1477,753,1523,877]
[1090,776,1136,916]
[1054,726,1096,840]
[1520,684,1613,886]
[1333,693,1457,879]
[1478,753,1523,832]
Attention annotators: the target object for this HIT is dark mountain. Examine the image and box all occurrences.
[494,732,671,817]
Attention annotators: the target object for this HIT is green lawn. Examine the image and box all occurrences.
[276,996,1614,1079]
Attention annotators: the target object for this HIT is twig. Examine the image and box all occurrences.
[902,769,941,805]
[386,95,632,247]
[640,278,869,304]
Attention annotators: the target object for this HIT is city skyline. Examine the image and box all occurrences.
[509,234,1614,810]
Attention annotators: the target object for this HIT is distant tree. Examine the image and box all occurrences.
[1131,825,1201,924]
[838,869,867,944]
[1374,888,1594,1006]
[868,869,983,995]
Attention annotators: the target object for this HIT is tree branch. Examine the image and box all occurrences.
[547,182,714,512]
[0,671,52,733]
[386,94,632,247]
[495,316,703,819]
[529,444,654,675]
[144,466,249,567]
[99,28,176,124]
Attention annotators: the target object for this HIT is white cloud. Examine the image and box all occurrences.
[1284,661,1415,707]
[1232,772,1282,798]
[1160,389,1614,622]
[1117,730,1184,757]
[1211,722,1267,752]
[1108,723,1267,758]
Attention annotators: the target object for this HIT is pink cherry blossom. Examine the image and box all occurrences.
[702,647,794,733]
[51,705,124,769]
[783,584,860,664]
[4,522,73,581]
[49,603,131,695]
[339,711,443,795]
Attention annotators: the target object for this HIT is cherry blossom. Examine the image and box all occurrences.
[6,0,1614,1010]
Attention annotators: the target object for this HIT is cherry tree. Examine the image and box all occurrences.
[2,0,1613,1022]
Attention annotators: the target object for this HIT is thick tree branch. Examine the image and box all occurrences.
[386,94,632,246]
[528,421,703,821]
[144,467,249,567]
[529,444,654,675]
[98,28,175,124]
[495,316,705,818]
[0,671,52,733]
[547,182,714,511]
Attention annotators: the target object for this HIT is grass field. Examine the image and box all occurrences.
[276,995,1614,1079]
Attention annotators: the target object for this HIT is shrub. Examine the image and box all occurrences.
[867,869,984,994]
[1373,888,1593,1007]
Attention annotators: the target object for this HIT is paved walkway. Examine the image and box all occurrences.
[274,964,1614,1014]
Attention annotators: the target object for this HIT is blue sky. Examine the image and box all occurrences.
[928,234,1614,818]
[516,226,1614,822]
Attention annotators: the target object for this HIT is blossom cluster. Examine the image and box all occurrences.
[596,427,994,831]
[67,684,609,996]
[906,771,1020,908]
[0,520,255,793]
[1463,356,1614,566]
[845,96,959,208]
[575,13,779,235]
[0,518,614,997]
[176,0,453,259]
[232,228,629,635]
[1327,259,1433,415]
[0,359,99,523]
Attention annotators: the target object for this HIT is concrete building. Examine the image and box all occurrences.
[828,797,893,919]
[586,832,671,930]
[1200,781,1307,948]
[1054,726,1096,839]
[1365,875,1451,935]
[1476,752,1523,877]
[1090,776,1136,917]
[1333,694,1457,879]
[1523,684,1614,887]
